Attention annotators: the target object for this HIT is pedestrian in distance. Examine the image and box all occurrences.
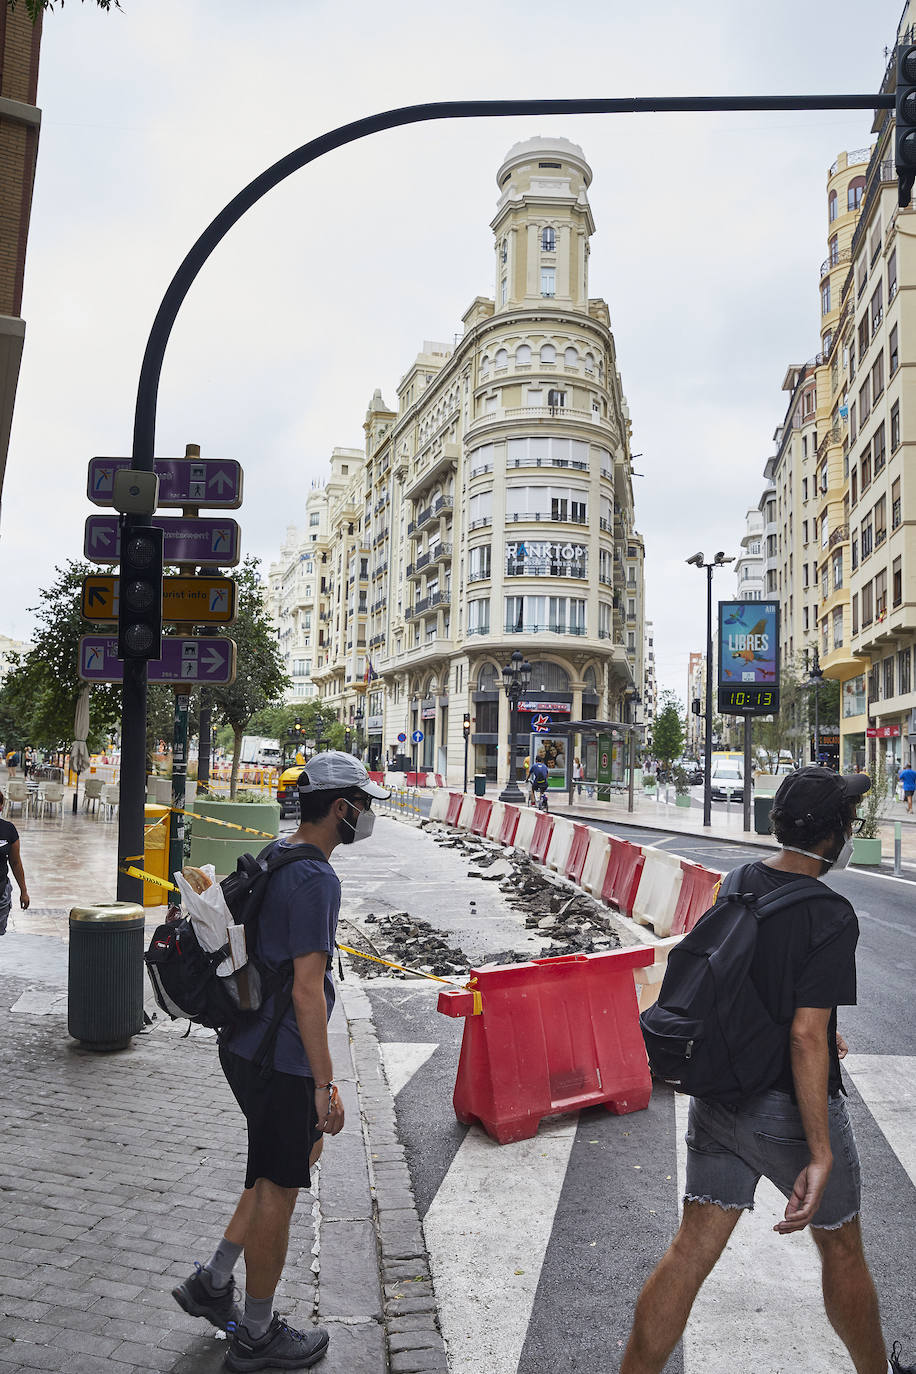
[6,749,19,779]
[621,766,914,1374]
[573,756,584,797]
[22,747,33,779]
[0,790,30,935]
[172,751,388,1372]
[897,762,916,815]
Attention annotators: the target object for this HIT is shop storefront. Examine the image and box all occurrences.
[366,713,384,770]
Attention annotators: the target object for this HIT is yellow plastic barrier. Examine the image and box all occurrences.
[142,805,171,907]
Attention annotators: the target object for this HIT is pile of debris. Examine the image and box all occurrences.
[343,910,470,980]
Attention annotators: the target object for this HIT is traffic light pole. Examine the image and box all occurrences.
[168,690,190,896]
[119,90,895,901]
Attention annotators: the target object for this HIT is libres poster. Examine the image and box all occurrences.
[718,601,780,687]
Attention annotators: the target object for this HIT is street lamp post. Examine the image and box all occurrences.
[808,646,824,763]
[686,551,735,827]
[462,712,471,793]
[499,650,532,803]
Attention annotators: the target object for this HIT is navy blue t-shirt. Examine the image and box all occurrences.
[221,840,340,1077]
[0,819,19,885]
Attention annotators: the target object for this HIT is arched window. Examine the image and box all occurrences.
[515,343,532,366]
[495,348,508,369]
[540,343,556,365]
[564,346,579,367]
[585,351,595,374]
[828,190,838,223]
[848,177,864,212]
[477,663,499,690]
[541,226,556,252]
[828,234,839,267]
[584,665,598,690]
[527,661,570,692]
[501,238,508,264]
[480,355,490,378]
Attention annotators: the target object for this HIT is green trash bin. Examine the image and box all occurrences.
[68,901,145,1051]
[754,795,774,836]
[474,773,487,798]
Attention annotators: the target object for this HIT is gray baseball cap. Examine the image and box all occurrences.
[297,750,389,799]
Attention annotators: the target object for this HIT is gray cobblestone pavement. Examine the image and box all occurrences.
[0,928,448,1373]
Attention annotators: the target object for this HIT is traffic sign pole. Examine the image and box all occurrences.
[169,691,190,902]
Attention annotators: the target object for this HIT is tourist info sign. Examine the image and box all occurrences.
[87,457,243,509]
[78,636,237,685]
[81,575,237,625]
[84,515,241,566]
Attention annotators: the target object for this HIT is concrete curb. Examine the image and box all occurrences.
[341,981,449,1374]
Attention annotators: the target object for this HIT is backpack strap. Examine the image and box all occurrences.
[261,842,330,871]
[752,876,833,921]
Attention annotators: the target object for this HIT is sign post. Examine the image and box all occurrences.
[717,600,780,830]
[169,692,190,887]
[411,729,424,778]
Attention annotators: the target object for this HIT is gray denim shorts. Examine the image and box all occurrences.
[685,1089,861,1230]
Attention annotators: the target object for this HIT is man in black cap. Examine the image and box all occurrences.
[621,766,913,1374]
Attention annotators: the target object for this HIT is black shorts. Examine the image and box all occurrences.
[219,1046,321,1190]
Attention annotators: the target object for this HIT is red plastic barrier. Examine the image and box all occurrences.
[445,792,463,826]
[405,771,428,787]
[437,948,654,1143]
[496,804,520,846]
[368,771,384,786]
[564,823,591,887]
[670,860,721,935]
[434,773,446,788]
[601,837,645,917]
[529,812,555,864]
[471,797,493,836]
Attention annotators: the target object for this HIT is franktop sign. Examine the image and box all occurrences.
[88,458,243,509]
[84,515,241,567]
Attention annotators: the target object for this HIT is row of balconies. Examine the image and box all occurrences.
[406,543,453,578]
[372,560,388,580]
[407,494,455,536]
[407,590,451,620]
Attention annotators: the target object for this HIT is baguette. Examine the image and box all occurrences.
[182,865,212,894]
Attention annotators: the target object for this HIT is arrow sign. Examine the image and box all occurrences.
[84,515,241,567]
[87,458,243,509]
[81,575,236,624]
[78,635,237,685]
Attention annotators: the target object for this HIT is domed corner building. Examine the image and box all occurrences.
[277,137,646,791]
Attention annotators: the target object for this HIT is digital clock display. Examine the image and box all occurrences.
[718,686,780,715]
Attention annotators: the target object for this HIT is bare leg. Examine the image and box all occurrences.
[811,1217,887,1374]
[620,1201,743,1374]
[223,1186,257,1248]
[241,1179,299,1300]
[310,1136,324,1168]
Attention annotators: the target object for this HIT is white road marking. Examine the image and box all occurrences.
[845,1055,916,1187]
[423,1116,577,1374]
[379,1041,439,1095]
[674,1095,848,1372]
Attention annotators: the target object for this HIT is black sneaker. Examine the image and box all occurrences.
[172,1262,242,1331]
[224,1314,329,1371]
[891,1344,916,1373]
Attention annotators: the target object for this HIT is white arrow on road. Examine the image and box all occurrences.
[209,470,234,493]
[202,646,226,674]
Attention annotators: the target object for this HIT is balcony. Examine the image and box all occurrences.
[414,505,434,532]
[467,405,613,438]
[504,623,587,636]
[507,456,589,473]
[407,590,451,620]
[372,528,389,548]
[372,561,388,579]
[403,442,459,501]
[434,495,454,516]
[506,511,587,525]
[469,516,492,531]
[828,524,849,550]
[819,246,852,280]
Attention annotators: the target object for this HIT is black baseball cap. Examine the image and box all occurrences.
[774,765,870,824]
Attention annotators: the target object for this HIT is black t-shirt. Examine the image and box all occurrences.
[0,819,19,885]
[722,861,858,1097]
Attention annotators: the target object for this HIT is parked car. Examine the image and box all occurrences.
[710,763,745,802]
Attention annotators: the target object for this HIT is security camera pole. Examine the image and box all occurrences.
[686,551,734,827]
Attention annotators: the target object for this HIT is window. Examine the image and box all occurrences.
[541,226,556,252]
[883,654,894,700]
[494,348,508,369]
[468,545,491,581]
[872,351,884,401]
[889,324,899,376]
[540,268,556,297]
[828,190,838,222]
[874,495,886,545]
[852,534,859,570]
[469,442,494,476]
[876,568,888,617]
[859,376,870,421]
[309,512,320,527]
[480,355,490,378]
[851,594,858,636]
[804,606,810,632]
[851,468,858,506]
[500,278,507,305]
[515,343,531,366]
[821,281,831,315]
[861,514,873,558]
[467,598,490,634]
[564,346,578,367]
[828,234,839,266]
[802,520,809,545]
[892,478,902,531]
[849,401,857,443]
[899,646,911,695]
[833,607,843,649]
[862,579,873,625]
[468,490,492,527]
[858,315,869,363]
[803,561,810,588]
[893,556,903,608]
[598,602,612,638]
[832,550,843,590]
[870,283,883,335]
[584,351,595,374]
[539,343,556,365]
[848,176,864,211]
[861,450,871,492]
[802,477,808,503]
[891,401,900,454]
[501,238,508,264]
[873,422,886,475]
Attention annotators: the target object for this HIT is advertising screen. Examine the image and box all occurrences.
[717,600,780,716]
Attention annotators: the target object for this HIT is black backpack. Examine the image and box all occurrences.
[144,842,326,1067]
[639,869,829,1103]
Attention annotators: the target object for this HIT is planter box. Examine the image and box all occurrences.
[675,795,692,808]
[851,836,882,867]
[188,798,280,876]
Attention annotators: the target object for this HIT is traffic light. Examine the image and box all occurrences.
[896,42,916,207]
[117,523,163,660]
[692,698,702,716]
[463,712,471,738]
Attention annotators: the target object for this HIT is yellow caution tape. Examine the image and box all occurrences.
[168,805,277,840]
[123,865,178,892]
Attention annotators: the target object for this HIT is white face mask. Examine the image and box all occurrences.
[831,836,855,870]
[783,831,852,871]
[340,803,375,843]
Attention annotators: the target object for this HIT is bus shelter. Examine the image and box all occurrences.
[555,719,645,813]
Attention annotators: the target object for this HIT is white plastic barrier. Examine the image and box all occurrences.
[545,815,576,873]
[513,805,539,852]
[486,800,506,840]
[429,788,450,822]
[457,793,476,829]
[632,847,685,935]
[633,936,681,1012]
[580,827,612,895]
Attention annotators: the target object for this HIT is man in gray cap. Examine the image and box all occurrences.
[173,752,387,1371]
[621,766,914,1374]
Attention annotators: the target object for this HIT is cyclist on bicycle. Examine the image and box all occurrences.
[527,758,549,809]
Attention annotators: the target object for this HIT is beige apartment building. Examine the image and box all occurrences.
[269,138,645,786]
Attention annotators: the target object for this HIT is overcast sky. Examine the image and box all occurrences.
[0,0,902,698]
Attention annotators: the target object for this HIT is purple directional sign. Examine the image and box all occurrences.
[87,458,243,509]
[78,636,237,685]
[84,515,241,566]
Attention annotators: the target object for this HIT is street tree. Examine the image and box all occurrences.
[653,690,685,771]
[753,655,839,767]
[209,558,289,797]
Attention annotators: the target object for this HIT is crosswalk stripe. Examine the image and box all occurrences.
[422,1117,577,1374]
[674,1095,849,1372]
[845,1055,916,1188]
[379,1042,439,1095]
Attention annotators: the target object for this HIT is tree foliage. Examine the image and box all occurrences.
[6,0,121,19]
[209,558,290,796]
[653,690,685,767]
[752,655,840,768]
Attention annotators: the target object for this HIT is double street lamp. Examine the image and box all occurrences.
[499,649,532,803]
[686,550,734,827]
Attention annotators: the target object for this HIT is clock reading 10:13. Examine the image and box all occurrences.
[717,685,780,715]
